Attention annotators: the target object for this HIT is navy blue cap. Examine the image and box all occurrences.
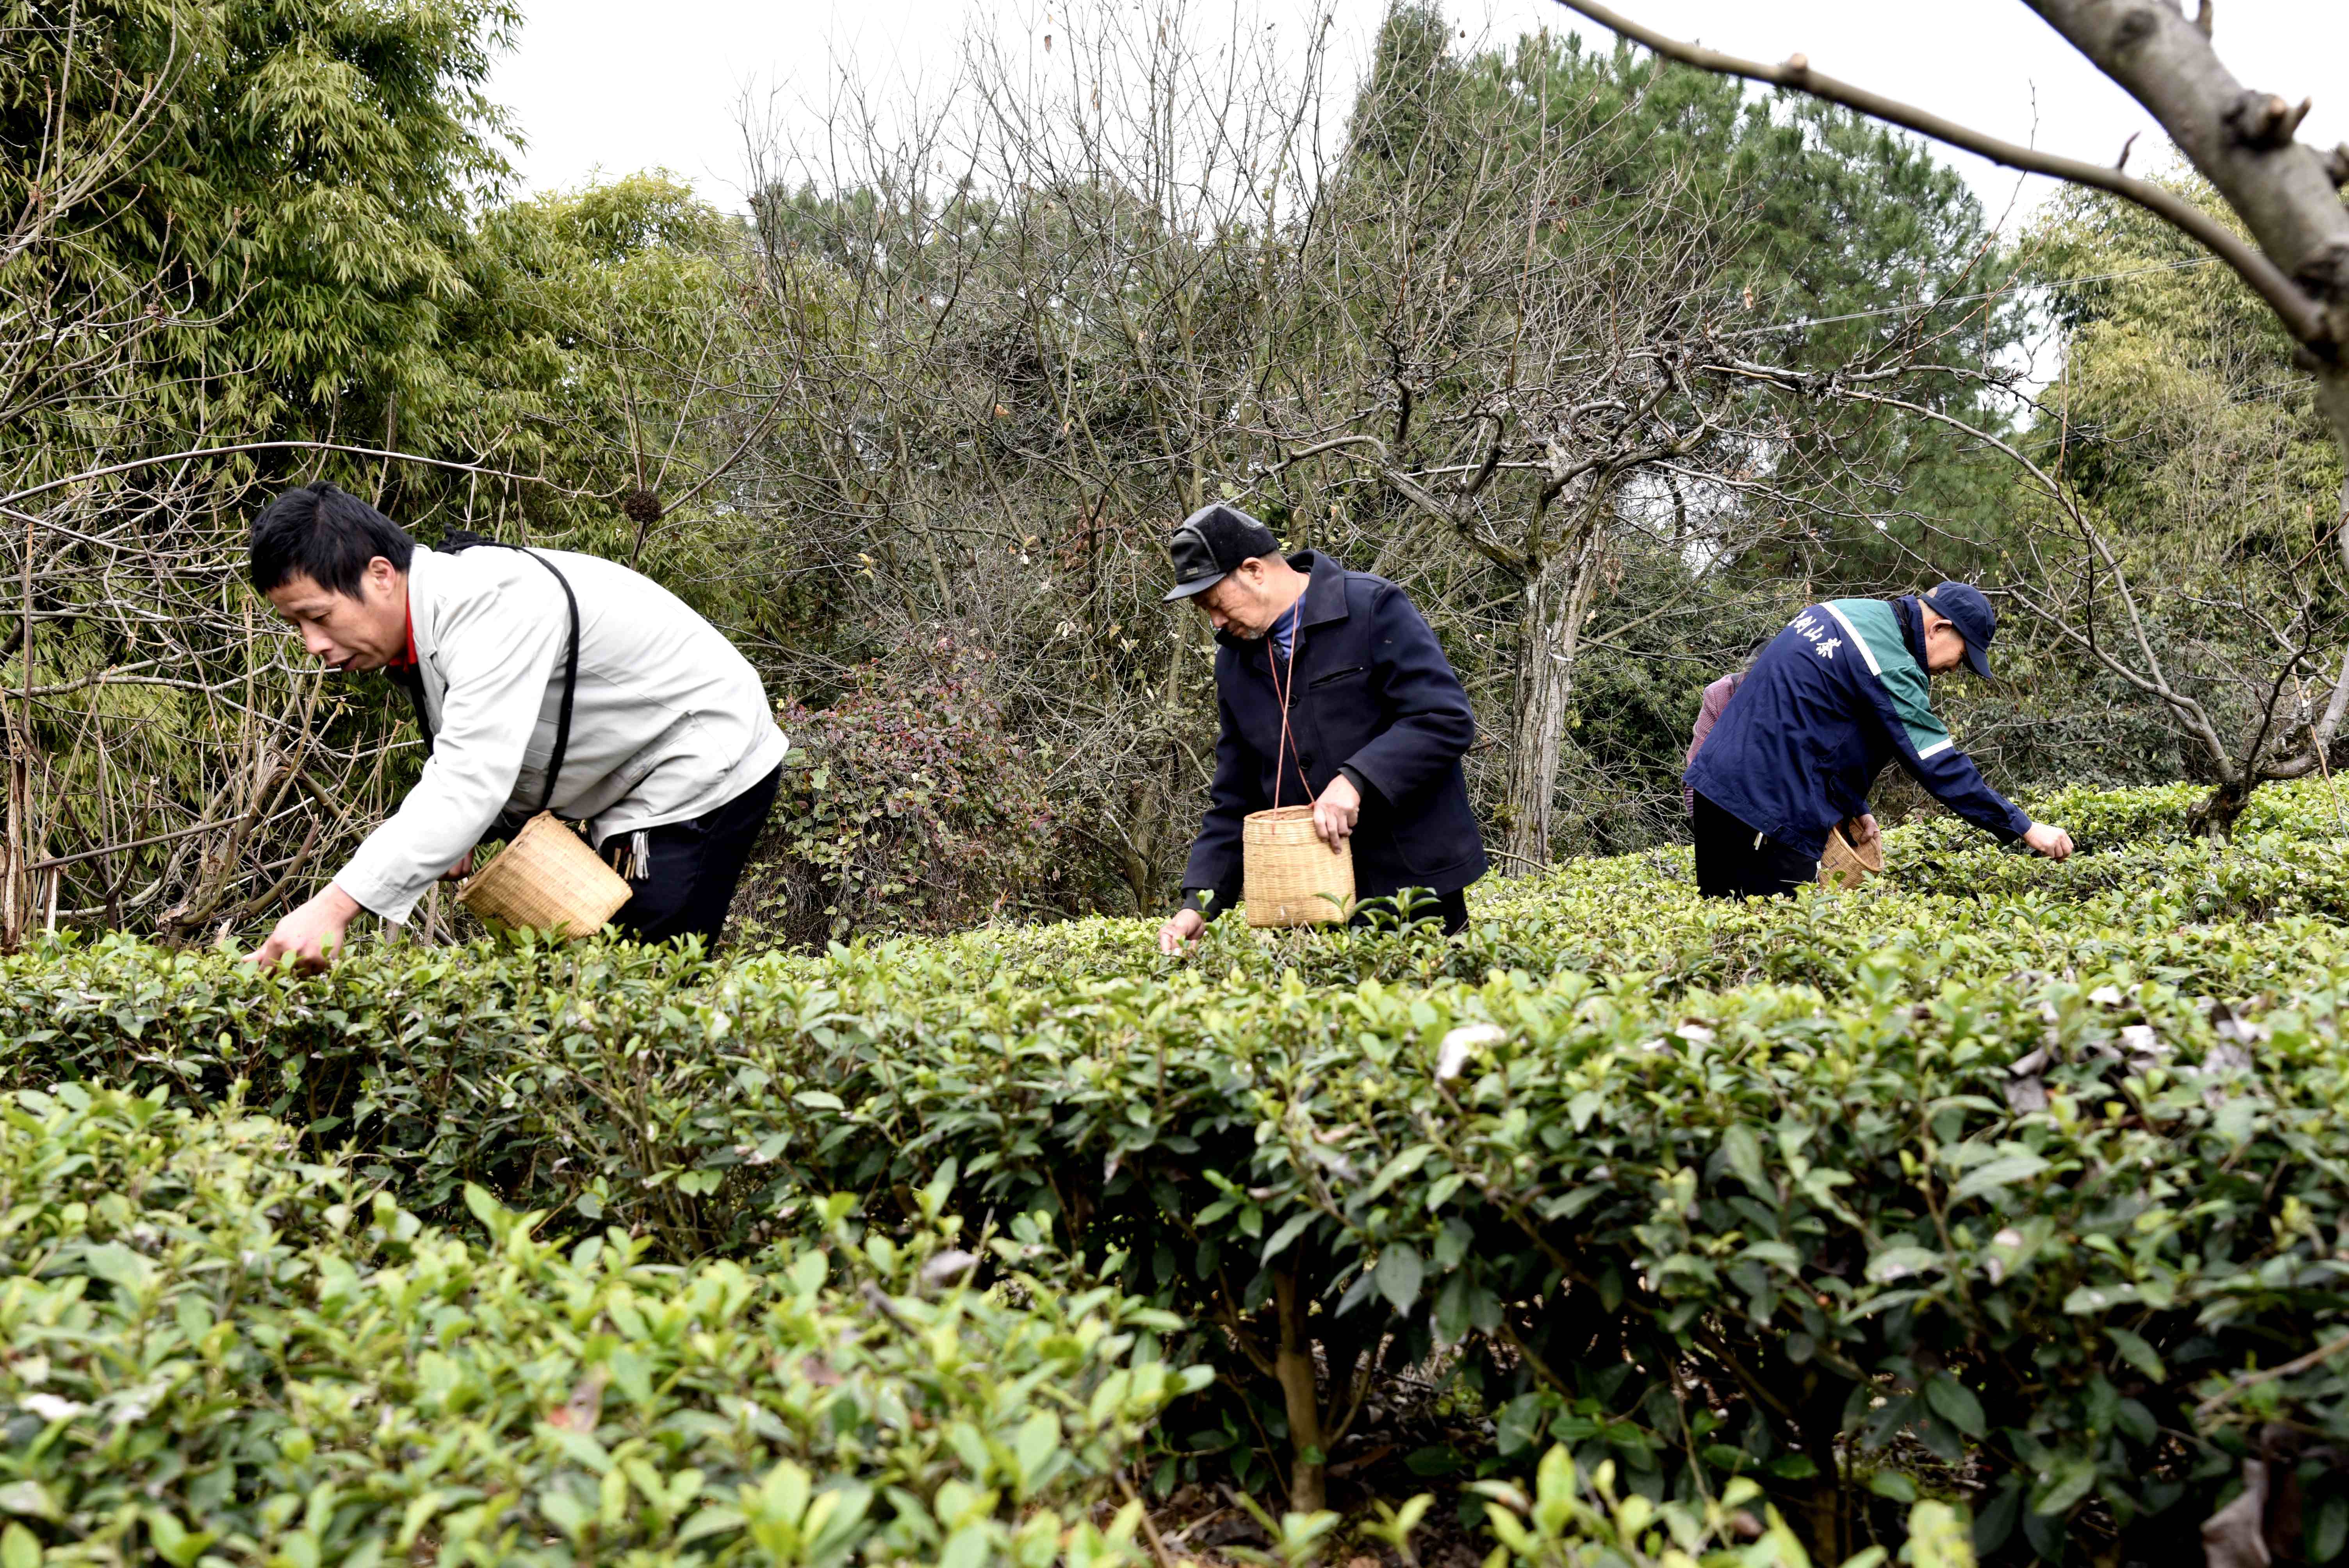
[1921,581,1997,678]
[1163,503,1281,602]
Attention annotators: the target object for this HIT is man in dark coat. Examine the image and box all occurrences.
[1683,582,2073,899]
[1156,504,1486,951]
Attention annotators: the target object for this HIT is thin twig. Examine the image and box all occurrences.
[1117,1472,1178,1568]
[2195,1329,2349,1420]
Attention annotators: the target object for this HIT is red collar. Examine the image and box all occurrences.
[386,598,418,673]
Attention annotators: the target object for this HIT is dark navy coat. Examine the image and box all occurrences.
[1182,552,1487,912]
[1684,595,2030,861]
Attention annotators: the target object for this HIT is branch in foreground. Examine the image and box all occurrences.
[1544,0,2331,347]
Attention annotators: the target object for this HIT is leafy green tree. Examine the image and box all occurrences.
[2,0,518,473]
[418,175,750,551]
[2035,172,2341,580]
[1520,32,2023,563]
[0,2,780,934]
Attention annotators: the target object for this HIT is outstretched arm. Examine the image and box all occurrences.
[1171,682,1264,939]
[333,570,569,926]
[1868,690,2072,858]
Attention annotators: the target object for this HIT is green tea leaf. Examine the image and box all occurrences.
[1376,1244,1425,1315]
[1925,1377,1986,1439]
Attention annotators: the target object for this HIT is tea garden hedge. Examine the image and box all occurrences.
[6,779,2349,1565]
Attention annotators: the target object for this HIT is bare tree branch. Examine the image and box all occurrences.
[1545,0,2331,346]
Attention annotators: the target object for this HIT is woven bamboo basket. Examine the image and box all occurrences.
[1243,805,1356,928]
[455,812,633,936]
[1817,822,1886,892]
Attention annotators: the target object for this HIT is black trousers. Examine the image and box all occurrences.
[1349,886,1470,935]
[610,765,781,946]
[1691,792,1816,900]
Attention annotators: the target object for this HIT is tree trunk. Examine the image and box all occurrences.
[1272,1269,1327,1515]
[1502,532,1605,871]
[2190,775,2252,839]
[1794,1375,1855,1562]
[1132,621,1204,912]
[1119,841,1155,914]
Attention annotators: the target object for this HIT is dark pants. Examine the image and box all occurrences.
[610,765,781,945]
[1349,886,1470,935]
[1691,792,1816,900]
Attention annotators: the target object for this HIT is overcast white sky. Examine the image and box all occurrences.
[488,0,2347,233]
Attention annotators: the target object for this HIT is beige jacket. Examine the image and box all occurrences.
[333,546,787,924]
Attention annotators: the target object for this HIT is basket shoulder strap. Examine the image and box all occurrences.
[422,538,581,817]
[512,549,581,818]
[1266,601,1312,809]
[395,666,435,756]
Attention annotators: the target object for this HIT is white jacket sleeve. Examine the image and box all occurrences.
[331,582,567,924]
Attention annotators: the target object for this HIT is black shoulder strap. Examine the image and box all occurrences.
[526,551,581,818]
[400,540,581,818]
[396,666,434,755]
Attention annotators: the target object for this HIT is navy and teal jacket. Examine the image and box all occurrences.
[1182,551,1486,913]
[1683,596,2031,860]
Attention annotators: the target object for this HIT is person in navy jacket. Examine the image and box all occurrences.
[1683,582,2074,899]
[1156,504,1487,951]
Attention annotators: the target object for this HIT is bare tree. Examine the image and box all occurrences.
[1251,48,1981,866]
[726,0,2001,885]
[728,0,1351,907]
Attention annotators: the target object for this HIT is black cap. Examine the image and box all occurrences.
[1162,503,1281,602]
[1921,581,1997,678]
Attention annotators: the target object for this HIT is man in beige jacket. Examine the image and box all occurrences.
[244,483,786,969]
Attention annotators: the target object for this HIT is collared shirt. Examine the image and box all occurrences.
[1269,598,1301,666]
[386,601,419,673]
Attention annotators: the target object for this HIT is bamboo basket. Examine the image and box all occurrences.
[1817,822,1886,893]
[455,812,633,936]
[1243,805,1356,928]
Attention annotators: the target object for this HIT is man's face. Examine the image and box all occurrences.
[266,557,408,672]
[1921,607,1969,675]
[1191,559,1281,638]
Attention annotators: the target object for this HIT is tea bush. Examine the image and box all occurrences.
[0,1083,1198,1565]
[9,778,2349,1563]
[1473,1450,1979,1568]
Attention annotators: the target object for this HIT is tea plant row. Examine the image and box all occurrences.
[5,780,2349,1562]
